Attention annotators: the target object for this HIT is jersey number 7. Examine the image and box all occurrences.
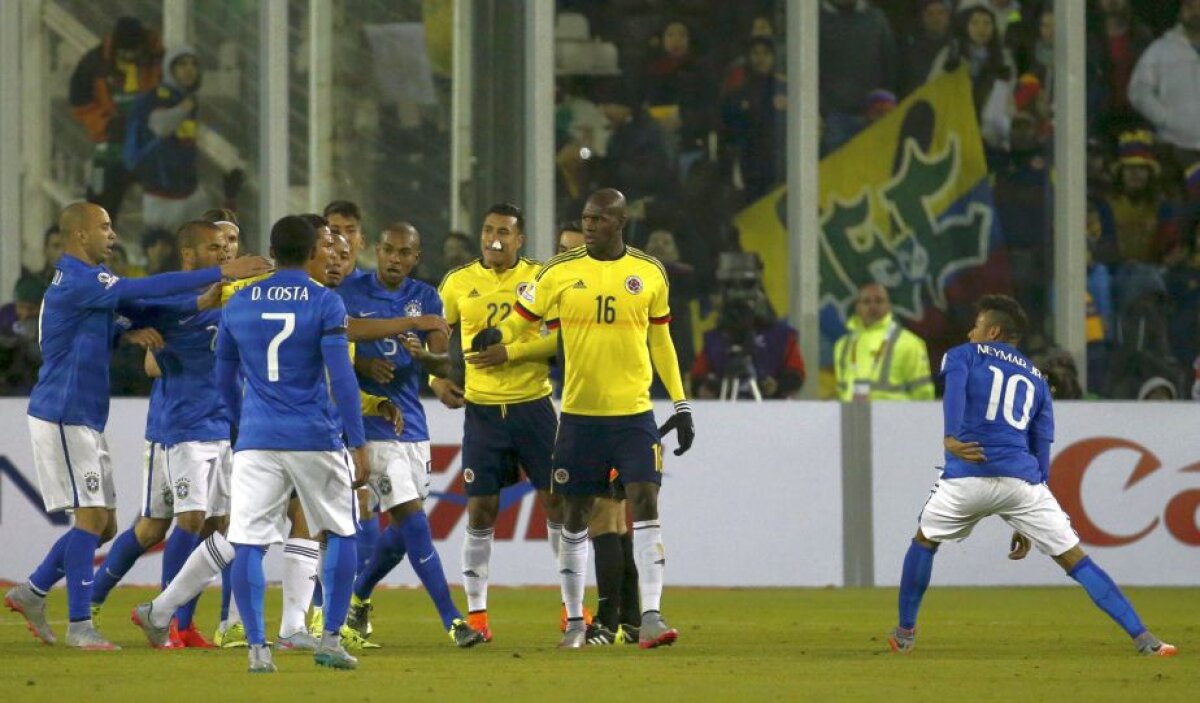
[262,312,296,382]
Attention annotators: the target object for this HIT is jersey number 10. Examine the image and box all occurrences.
[984,365,1036,431]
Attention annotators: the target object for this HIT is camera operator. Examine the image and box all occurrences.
[690,253,805,400]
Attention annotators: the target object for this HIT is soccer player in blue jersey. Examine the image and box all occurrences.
[4,202,268,650]
[212,215,368,672]
[336,222,484,648]
[888,294,1176,657]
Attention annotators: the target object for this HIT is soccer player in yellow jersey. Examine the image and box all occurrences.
[410,204,564,641]
[474,189,695,649]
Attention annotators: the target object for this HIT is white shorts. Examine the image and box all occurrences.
[28,417,116,513]
[140,441,173,519]
[366,440,430,512]
[919,475,1080,556]
[166,440,233,517]
[228,449,357,545]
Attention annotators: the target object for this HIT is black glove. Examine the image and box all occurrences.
[657,400,694,456]
[471,326,503,353]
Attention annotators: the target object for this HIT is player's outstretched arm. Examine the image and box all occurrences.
[321,333,368,451]
[104,255,271,305]
[348,315,449,342]
[649,322,694,455]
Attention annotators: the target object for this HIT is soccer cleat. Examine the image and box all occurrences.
[275,630,320,651]
[314,635,358,670]
[346,595,373,639]
[1135,632,1178,657]
[449,618,485,648]
[131,602,176,649]
[887,626,916,654]
[175,621,215,648]
[308,608,324,638]
[5,584,57,645]
[585,622,618,645]
[66,621,121,651]
[558,619,586,649]
[339,624,381,650]
[467,611,493,643]
[215,620,248,648]
[559,603,594,632]
[638,613,678,649]
[617,623,640,645]
[248,644,277,673]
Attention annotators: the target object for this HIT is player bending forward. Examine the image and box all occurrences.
[888,294,1176,657]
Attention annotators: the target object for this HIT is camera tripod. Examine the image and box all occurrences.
[718,349,762,402]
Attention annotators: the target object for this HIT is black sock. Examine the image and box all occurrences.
[619,532,641,627]
[591,532,623,630]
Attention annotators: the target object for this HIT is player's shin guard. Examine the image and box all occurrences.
[64,528,101,621]
[619,532,641,626]
[152,532,234,628]
[1069,556,1146,638]
[321,533,357,635]
[462,526,494,614]
[162,528,202,589]
[592,532,624,630]
[355,516,380,576]
[559,528,589,620]
[231,544,267,646]
[898,540,937,631]
[631,521,665,615]
[91,528,147,605]
[353,523,407,601]
[281,538,320,637]
[547,521,563,560]
[399,512,460,629]
[29,531,71,595]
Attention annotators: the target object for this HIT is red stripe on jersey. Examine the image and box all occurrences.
[649,314,672,325]
[515,302,541,321]
[546,318,561,330]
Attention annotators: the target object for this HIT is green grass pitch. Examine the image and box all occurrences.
[1,586,1195,702]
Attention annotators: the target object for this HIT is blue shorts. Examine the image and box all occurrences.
[552,411,662,496]
[461,396,557,497]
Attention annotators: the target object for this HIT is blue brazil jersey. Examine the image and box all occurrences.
[336,273,441,442]
[145,379,165,443]
[939,341,1054,484]
[216,269,351,451]
[139,294,229,445]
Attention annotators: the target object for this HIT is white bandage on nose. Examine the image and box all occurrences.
[489,241,503,251]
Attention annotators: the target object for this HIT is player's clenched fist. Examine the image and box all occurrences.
[657,400,694,456]
[350,445,370,488]
[220,254,272,280]
[402,314,450,337]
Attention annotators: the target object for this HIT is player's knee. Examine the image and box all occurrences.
[203,515,227,537]
[175,511,205,534]
[134,517,171,547]
[625,485,658,522]
[99,518,118,545]
[913,529,939,551]
[390,499,424,522]
[467,496,500,530]
[1053,544,1087,571]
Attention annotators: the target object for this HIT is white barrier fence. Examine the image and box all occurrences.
[0,399,1195,587]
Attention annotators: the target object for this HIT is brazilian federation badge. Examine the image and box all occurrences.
[84,472,101,493]
[405,300,422,317]
[378,475,393,495]
[175,478,191,501]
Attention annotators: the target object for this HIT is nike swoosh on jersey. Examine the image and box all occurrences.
[419,554,435,564]
[358,311,378,317]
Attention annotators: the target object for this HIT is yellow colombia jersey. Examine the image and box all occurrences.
[515,246,669,416]
[440,258,554,404]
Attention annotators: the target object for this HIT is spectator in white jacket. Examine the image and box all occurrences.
[1129,0,1200,170]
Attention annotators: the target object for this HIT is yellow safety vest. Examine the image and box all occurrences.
[834,313,935,401]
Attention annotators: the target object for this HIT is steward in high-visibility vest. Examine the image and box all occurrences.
[834,284,935,401]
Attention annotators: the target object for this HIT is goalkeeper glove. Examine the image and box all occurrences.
[657,400,694,456]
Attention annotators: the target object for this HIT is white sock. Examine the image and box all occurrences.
[151,532,234,628]
[632,520,665,614]
[226,586,241,626]
[547,521,562,560]
[462,526,494,614]
[280,538,320,637]
[559,528,589,620]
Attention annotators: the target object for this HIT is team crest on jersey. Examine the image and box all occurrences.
[378,475,393,495]
[624,275,643,295]
[162,485,174,506]
[97,272,120,289]
[175,478,191,501]
[84,472,101,493]
[553,468,569,484]
[405,301,423,317]
[463,468,475,484]
[518,283,536,304]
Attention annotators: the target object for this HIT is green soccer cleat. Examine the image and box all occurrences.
[90,604,102,631]
[339,624,381,650]
[248,644,277,673]
[448,618,485,648]
[314,634,358,670]
[887,626,915,654]
[308,608,324,638]
[617,623,640,645]
[215,620,249,649]
[346,595,373,639]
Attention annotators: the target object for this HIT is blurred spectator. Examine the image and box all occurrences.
[833,283,934,401]
[107,241,146,278]
[424,230,474,285]
[1193,355,1200,400]
[899,0,954,96]
[591,80,674,206]
[1107,263,1188,399]
[1087,0,1154,140]
[865,89,897,124]
[691,253,804,400]
[124,46,209,233]
[720,38,786,202]
[1137,376,1177,400]
[642,20,716,174]
[994,109,1052,333]
[1087,136,1115,198]
[1129,0,1200,180]
[1086,205,1117,392]
[140,228,176,275]
[1094,131,1176,265]
[931,5,1016,153]
[0,277,45,395]
[555,78,610,205]
[645,229,696,376]
[1165,215,1200,367]
[720,15,780,97]
[819,0,898,153]
[958,0,1027,44]
[18,225,65,288]
[1032,347,1084,400]
[1015,6,1055,102]
[68,16,163,224]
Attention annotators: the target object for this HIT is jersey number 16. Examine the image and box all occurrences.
[984,365,1036,431]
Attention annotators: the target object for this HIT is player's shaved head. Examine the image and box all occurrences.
[586,188,627,219]
[177,220,221,250]
[377,222,421,289]
[59,201,101,235]
[59,201,115,266]
[581,189,628,259]
[381,221,419,243]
